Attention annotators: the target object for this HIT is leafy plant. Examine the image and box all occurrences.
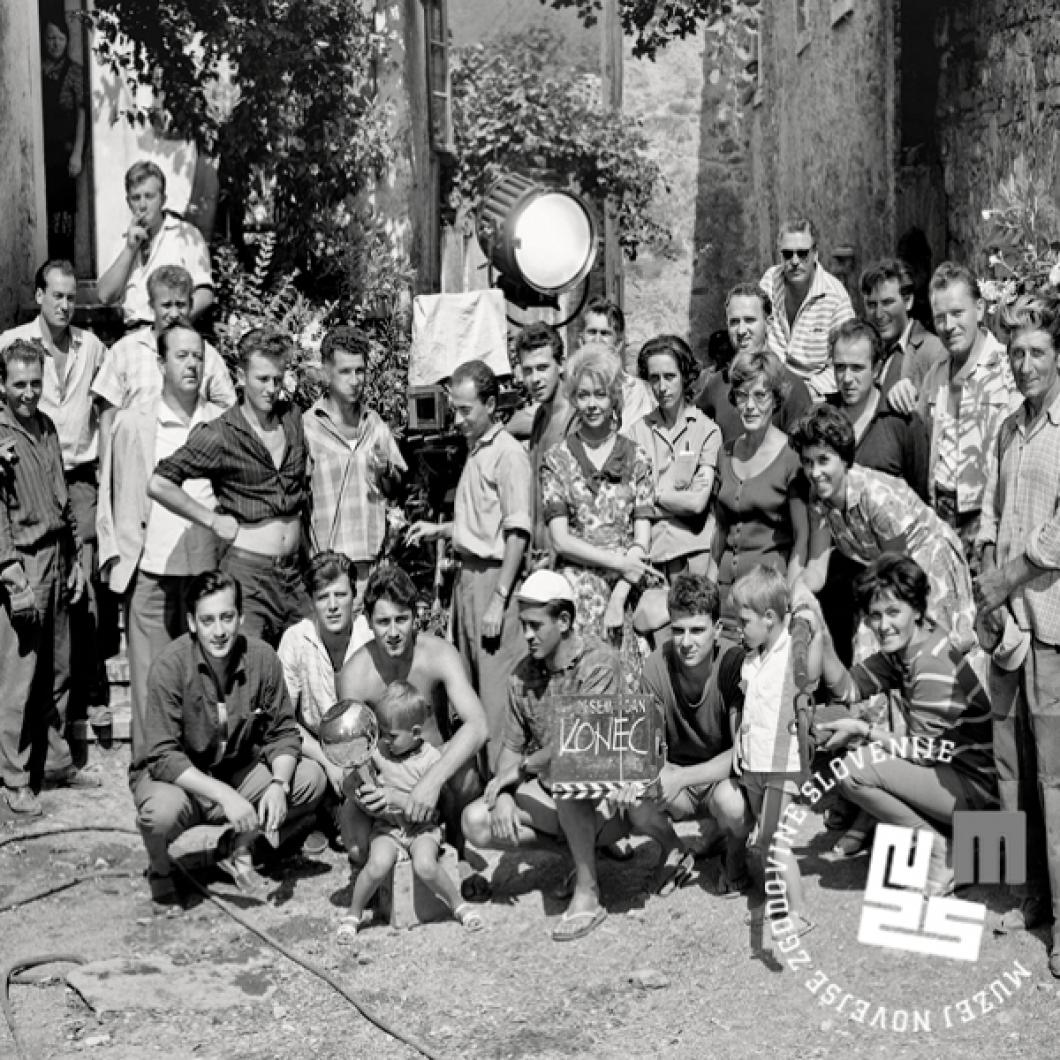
[90,0,392,289]
[447,26,669,259]
[979,157,1060,316]
[212,233,335,411]
[542,0,732,60]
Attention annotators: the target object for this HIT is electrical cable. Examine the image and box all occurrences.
[2,955,85,1060]
[0,825,444,1060]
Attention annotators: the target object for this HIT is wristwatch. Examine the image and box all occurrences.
[269,777,291,795]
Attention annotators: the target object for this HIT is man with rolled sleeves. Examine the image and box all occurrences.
[130,570,325,906]
[408,359,532,766]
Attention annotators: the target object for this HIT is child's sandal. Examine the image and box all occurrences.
[336,912,369,942]
[454,902,485,933]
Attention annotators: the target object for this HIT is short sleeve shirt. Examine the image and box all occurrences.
[121,213,214,325]
[91,327,236,412]
[626,406,722,562]
[503,637,623,757]
[640,642,742,767]
[452,424,533,560]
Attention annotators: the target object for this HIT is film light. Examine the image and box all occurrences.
[476,173,598,307]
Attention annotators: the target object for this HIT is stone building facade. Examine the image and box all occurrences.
[748,0,1060,301]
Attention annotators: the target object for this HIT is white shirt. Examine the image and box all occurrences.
[140,399,219,576]
[120,213,213,325]
[277,617,373,733]
[0,317,107,469]
[737,627,801,775]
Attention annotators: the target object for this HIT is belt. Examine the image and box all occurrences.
[64,462,98,484]
[224,545,302,569]
[455,550,502,569]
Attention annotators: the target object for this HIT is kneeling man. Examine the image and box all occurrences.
[130,570,326,906]
[639,574,752,891]
[462,571,678,941]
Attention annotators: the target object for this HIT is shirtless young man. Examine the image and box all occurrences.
[147,327,311,646]
[336,565,489,866]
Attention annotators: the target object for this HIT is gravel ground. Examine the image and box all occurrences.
[1,744,1057,1059]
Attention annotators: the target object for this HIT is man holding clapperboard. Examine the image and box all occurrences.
[461,570,679,941]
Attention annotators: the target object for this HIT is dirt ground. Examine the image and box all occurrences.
[1,744,1057,1060]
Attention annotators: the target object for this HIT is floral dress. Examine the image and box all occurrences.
[815,465,977,652]
[540,434,655,679]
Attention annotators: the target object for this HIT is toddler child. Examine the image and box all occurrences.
[731,565,814,937]
[338,680,483,939]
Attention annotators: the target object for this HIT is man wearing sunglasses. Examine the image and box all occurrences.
[760,218,854,402]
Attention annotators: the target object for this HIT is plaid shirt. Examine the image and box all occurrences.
[918,330,1020,513]
[303,400,406,563]
[153,403,309,525]
[91,327,236,412]
[978,390,1060,644]
[503,636,622,757]
[761,262,855,398]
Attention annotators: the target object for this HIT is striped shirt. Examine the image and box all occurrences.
[761,263,855,399]
[303,400,406,563]
[918,330,1020,513]
[978,390,1060,644]
[842,627,996,796]
[91,327,236,412]
[0,318,107,469]
[153,403,309,525]
[0,406,80,569]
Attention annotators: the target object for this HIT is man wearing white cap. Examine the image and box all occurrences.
[461,570,681,941]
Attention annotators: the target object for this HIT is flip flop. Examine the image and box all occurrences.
[551,906,608,942]
[650,850,695,897]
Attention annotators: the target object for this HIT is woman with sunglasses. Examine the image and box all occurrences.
[711,350,809,650]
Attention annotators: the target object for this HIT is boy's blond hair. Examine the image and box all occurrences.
[732,564,789,619]
[376,679,430,731]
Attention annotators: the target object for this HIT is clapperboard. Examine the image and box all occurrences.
[548,693,665,798]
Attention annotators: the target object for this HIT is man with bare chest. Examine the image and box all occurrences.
[337,566,488,866]
[148,327,312,645]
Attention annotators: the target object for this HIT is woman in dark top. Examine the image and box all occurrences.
[711,351,809,648]
[41,16,85,261]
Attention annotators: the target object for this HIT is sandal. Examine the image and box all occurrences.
[833,814,875,858]
[454,902,485,932]
[551,906,608,942]
[649,849,695,897]
[337,911,370,942]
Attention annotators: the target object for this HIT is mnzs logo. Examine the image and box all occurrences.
[857,813,1026,963]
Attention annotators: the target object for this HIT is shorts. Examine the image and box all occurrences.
[513,778,620,839]
[370,818,443,860]
[740,770,800,851]
[683,779,724,811]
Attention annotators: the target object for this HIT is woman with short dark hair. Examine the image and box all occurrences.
[809,554,997,896]
[711,350,809,648]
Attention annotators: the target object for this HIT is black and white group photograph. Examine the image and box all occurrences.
[1,1,1058,1057]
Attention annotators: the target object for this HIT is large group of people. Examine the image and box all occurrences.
[2,167,1059,974]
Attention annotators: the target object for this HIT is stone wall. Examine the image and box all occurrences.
[936,0,1060,265]
[749,0,897,293]
[0,6,47,326]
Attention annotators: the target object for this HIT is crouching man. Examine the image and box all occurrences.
[130,570,326,908]
[462,570,679,941]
